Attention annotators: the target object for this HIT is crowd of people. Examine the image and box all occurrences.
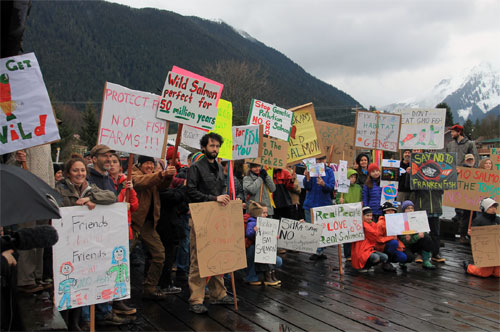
[1,125,499,330]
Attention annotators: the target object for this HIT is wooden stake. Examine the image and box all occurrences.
[467,210,474,231]
[90,304,95,332]
[338,245,344,275]
[125,153,134,202]
[170,123,183,166]
[327,144,335,165]
[228,160,238,311]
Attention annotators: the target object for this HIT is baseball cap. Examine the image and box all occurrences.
[90,144,116,157]
[465,154,474,161]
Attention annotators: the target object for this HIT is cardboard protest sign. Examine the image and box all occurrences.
[337,160,350,193]
[98,82,167,158]
[385,211,430,236]
[189,200,246,278]
[277,218,323,254]
[398,108,446,150]
[52,204,130,310]
[312,203,364,247]
[317,121,355,164]
[246,136,288,168]
[287,103,324,165]
[247,99,293,141]
[443,167,500,211]
[232,125,263,160]
[470,225,500,268]
[491,148,500,171]
[410,152,458,190]
[255,218,280,264]
[181,125,207,149]
[157,67,222,130]
[0,53,60,154]
[354,110,401,152]
[210,99,232,159]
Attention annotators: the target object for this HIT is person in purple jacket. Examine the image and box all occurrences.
[362,163,383,222]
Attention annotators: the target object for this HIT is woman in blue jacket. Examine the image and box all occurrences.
[362,163,383,222]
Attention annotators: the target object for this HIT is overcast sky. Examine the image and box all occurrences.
[108,0,500,108]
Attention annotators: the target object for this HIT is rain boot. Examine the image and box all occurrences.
[422,251,436,270]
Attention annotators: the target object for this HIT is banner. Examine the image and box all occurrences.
[98,82,167,158]
[247,99,293,141]
[246,136,288,168]
[277,218,322,254]
[443,167,500,211]
[312,203,364,247]
[491,148,500,171]
[410,152,458,190]
[385,211,430,236]
[354,110,401,152]
[0,53,60,154]
[232,125,262,160]
[181,125,207,149]
[398,108,446,150]
[287,103,324,165]
[210,99,232,159]
[254,218,280,264]
[156,67,222,130]
[189,200,246,278]
[52,204,130,310]
[470,225,500,268]
[317,121,355,164]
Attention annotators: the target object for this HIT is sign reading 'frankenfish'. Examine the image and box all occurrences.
[410,152,457,190]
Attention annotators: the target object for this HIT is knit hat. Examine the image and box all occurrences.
[401,200,414,212]
[191,152,205,163]
[381,201,398,214]
[166,146,180,161]
[367,163,380,174]
[362,206,373,215]
[248,201,264,218]
[480,198,498,212]
[138,155,155,165]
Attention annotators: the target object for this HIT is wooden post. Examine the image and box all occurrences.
[338,149,345,275]
[227,160,238,310]
[125,153,134,202]
[467,210,474,231]
[170,123,183,166]
[327,144,335,165]
[90,304,95,332]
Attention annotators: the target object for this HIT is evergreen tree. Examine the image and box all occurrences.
[473,118,481,139]
[463,118,474,139]
[436,102,454,126]
[51,105,75,161]
[80,102,99,149]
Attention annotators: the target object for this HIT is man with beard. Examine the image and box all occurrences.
[186,133,234,314]
[446,124,479,167]
[87,144,117,193]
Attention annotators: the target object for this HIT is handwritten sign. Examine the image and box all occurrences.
[317,121,355,164]
[210,99,232,159]
[443,167,500,211]
[247,136,288,168]
[232,125,262,160]
[52,204,130,310]
[181,125,207,149]
[410,152,457,190]
[397,108,446,150]
[312,203,364,247]
[0,53,60,154]
[337,160,349,193]
[247,99,293,141]
[491,148,500,171]
[470,225,500,268]
[287,103,324,165]
[157,68,222,130]
[98,82,167,158]
[385,211,430,236]
[354,110,401,152]
[277,218,323,254]
[303,158,325,177]
[189,200,246,278]
[255,218,280,264]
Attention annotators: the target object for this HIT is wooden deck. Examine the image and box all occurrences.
[103,240,499,332]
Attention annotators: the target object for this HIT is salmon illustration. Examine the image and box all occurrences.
[411,160,453,181]
[0,73,17,121]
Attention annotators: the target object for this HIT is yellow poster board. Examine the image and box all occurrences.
[210,99,232,160]
[287,103,324,165]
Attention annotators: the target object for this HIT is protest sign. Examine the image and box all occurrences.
[98,82,167,158]
[398,108,446,150]
[181,125,207,149]
[0,53,60,155]
[385,211,430,236]
[277,218,323,254]
[156,67,222,130]
[443,167,500,211]
[380,180,400,207]
[470,225,500,268]
[255,218,280,264]
[381,159,400,181]
[172,66,223,106]
[247,136,288,168]
[52,204,130,310]
[491,148,500,171]
[313,203,364,247]
[317,121,355,164]
[303,158,325,177]
[410,152,457,190]
[210,99,232,159]
[189,200,246,278]
[287,103,324,165]
[232,125,263,160]
[354,110,401,152]
[247,99,293,141]
[337,160,350,193]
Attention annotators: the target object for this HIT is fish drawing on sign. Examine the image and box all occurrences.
[206,250,242,273]
[411,160,453,181]
[400,133,416,146]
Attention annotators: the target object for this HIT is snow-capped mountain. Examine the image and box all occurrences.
[383,62,500,123]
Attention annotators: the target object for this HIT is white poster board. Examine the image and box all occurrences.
[52,204,130,311]
[0,53,60,154]
[181,125,207,149]
[337,160,350,193]
[255,218,280,264]
[303,158,325,177]
[385,211,430,236]
[98,82,167,158]
[312,203,364,247]
[354,110,401,152]
[277,218,323,254]
[397,108,446,150]
[247,99,293,141]
[233,125,261,160]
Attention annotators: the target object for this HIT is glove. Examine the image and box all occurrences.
[259,169,267,179]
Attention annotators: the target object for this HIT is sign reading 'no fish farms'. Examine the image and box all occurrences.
[354,110,401,152]
[156,67,223,130]
[312,203,364,247]
[410,152,457,190]
[247,99,293,141]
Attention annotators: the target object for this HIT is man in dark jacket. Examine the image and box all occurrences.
[186,133,234,314]
[446,124,479,167]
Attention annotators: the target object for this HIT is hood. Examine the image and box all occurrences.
[347,168,357,179]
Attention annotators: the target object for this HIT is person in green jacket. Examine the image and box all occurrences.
[336,169,362,260]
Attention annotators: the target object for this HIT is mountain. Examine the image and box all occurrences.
[21,0,360,125]
[382,62,500,123]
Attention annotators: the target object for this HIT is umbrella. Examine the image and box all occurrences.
[0,163,62,226]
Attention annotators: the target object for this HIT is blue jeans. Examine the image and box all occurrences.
[175,215,190,272]
[81,303,112,322]
[304,209,324,255]
[244,245,283,282]
[365,251,388,269]
[58,293,71,310]
[384,239,408,263]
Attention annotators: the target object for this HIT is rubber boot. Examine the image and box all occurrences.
[422,251,436,270]
[263,271,280,286]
